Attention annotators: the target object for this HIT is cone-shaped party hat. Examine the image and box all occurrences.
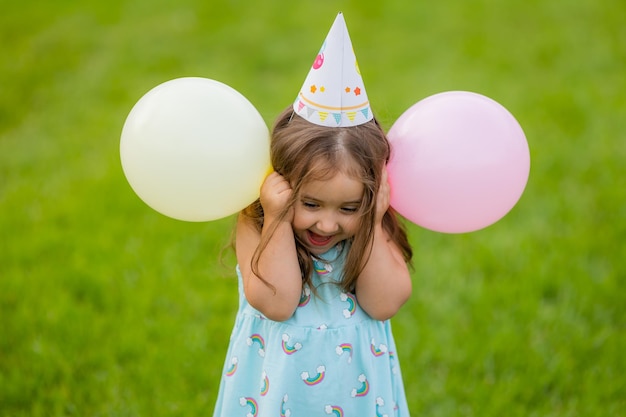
[293,13,373,127]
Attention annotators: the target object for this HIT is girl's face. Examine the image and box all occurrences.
[292,169,364,255]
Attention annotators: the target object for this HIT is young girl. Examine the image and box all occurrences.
[213,13,413,416]
[212,108,413,416]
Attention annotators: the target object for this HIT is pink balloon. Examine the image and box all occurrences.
[387,91,530,233]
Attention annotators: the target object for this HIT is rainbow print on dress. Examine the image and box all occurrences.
[351,373,370,397]
[301,365,326,386]
[281,333,303,355]
[280,394,291,417]
[324,405,344,417]
[225,356,238,377]
[370,338,388,357]
[340,293,357,318]
[247,333,265,357]
[298,286,311,307]
[239,397,258,417]
[335,343,353,363]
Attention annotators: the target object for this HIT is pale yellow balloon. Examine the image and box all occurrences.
[120,77,270,221]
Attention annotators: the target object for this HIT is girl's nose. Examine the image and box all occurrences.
[316,215,339,234]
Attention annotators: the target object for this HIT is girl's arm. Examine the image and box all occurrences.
[355,170,412,321]
[236,173,303,321]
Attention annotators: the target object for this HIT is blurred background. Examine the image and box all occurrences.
[1,0,624,415]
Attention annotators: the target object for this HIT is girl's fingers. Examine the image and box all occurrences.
[261,172,293,217]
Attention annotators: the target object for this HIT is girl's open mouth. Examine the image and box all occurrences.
[307,231,334,247]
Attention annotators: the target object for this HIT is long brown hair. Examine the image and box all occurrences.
[241,107,412,293]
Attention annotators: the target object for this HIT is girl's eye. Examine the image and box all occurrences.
[341,206,359,213]
[302,201,318,209]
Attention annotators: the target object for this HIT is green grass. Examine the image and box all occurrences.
[1,0,624,415]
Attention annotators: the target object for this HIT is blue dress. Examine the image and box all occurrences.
[213,243,409,417]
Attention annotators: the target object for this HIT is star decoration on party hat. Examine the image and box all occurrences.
[293,12,373,127]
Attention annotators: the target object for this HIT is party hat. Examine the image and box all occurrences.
[293,13,373,127]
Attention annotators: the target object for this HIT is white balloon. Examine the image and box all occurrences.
[120,77,270,221]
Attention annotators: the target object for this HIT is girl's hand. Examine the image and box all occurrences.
[260,172,294,221]
[375,166,391,225]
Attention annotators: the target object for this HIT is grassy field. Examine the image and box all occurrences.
[1,0,624,415]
